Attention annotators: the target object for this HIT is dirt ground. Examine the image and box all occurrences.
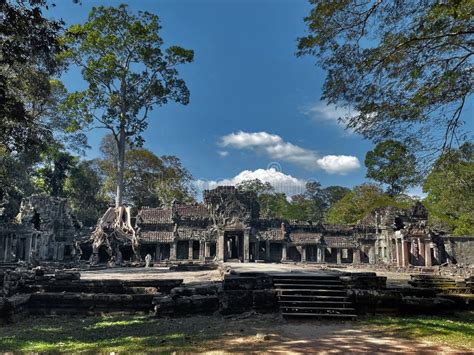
[203,314,457,353]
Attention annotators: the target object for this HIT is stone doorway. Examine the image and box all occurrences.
[224,231,244,261]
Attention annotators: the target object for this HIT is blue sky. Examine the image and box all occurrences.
[47,0,471,197]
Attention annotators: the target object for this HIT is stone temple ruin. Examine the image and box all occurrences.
[0,187,473,323]
[1,186,473,267]
[0,195,82,264]
[134,186,474,267]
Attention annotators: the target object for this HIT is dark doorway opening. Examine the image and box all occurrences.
[177,241,189,260]
[288,246,301,262]
[192,241,200,259]
[270,243,282,262]
[209,242,216,257]
[159,244,170,260]
[141,244,156,260]
[306,245,318,262]
[224,231,243,261]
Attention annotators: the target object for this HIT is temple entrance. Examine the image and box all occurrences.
[224,231,244,261]
[288,246,301,262]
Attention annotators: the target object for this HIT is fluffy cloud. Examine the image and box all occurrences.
[300,102,356,125]
[194,168,307,196]
[316,155,361,175]
[217,150,229,157]
[220,131,360,175]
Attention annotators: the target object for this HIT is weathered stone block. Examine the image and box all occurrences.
[219,290,253,314]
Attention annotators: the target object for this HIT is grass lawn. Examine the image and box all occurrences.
[363,312,474,350]
[0,315,214,353]
[0,312,473,352]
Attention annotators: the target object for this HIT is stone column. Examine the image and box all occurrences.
[4,235,9,262]
[336,249,342,264]
[254,241,260,261]
[188,240,194,260]
[395,238,400,266]
[321,246,326,263]
[316,246,322,263]
[204,242,210,258]
[301,245,306,262]
[418,238,425,266]
[281,244,287,262]
[199,240,206,261]
[155,244,161,261]
[243,230,250,262]
[170,241,177,260]
[401,239,409,267]
[217,232,225,261]
[425,241,432,267]
[368,246,375,264]
[352,248,361,264]
[265,240,271,261]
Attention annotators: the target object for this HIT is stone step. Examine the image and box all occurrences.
[274,283,344,289]
[273,278,341,285]
[279,300,352,306]
[272,275,341,281]
[276,288,347,295]
[280,305,355,311]
[278,294,349,300]
[281,312,357,319]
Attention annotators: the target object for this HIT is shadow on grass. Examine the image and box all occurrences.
[0,315,209,352]
[362,312,474,350]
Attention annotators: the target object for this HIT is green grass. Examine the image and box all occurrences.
[362,312,474,350]
[0,315,213,353]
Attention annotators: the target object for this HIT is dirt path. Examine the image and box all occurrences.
[199,315,457,353]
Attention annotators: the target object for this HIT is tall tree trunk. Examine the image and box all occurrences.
[115,124,126,208]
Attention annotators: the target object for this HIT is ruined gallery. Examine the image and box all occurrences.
[1,186,473,267]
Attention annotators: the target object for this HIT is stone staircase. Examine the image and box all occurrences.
[273,274,357,319]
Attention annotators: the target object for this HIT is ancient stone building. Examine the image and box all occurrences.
[134,186,473,266]
[0,195,81,263]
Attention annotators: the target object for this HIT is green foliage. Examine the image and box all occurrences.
[0,148,36,218]
[32,144,77,197]
[365,140,420,195]
[325,184,413,225]
[423,143,474,235]
[0,1,84,154]
[63,160,109,226]
[236,179,349,221]
[298,0,473,154]
[60,4,194,206]
[98,135,195,207]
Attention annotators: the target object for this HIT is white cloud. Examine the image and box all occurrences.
[194,168,307,196]
[217,150,229,157]
[220,131,360,175]
[300,102,359,136]
[316,155,361,175]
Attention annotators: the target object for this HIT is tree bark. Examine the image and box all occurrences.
[115,123,126,208]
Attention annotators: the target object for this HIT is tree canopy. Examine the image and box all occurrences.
[60,4,194,207]
[325,184,413,225]
[423,142,474,235]
[298,0,473,158]
[365,140,419,195]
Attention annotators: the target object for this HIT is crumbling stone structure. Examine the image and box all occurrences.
[0,195,82,263]
[134,186,474,267]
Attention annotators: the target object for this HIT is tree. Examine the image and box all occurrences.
[237,179,274,195]
[365,140,419,195]
[64,160,109,226]
[322,186,351,207]
[0,148,36,219]
[32,144,77,197]
[423,143,474,235]
[298,1,473,158]
[61,4,194,208]
[325,184,411,225]
[0,0,72,153]
[98,135,195,208]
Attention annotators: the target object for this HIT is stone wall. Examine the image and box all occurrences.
[442,236,474,265]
